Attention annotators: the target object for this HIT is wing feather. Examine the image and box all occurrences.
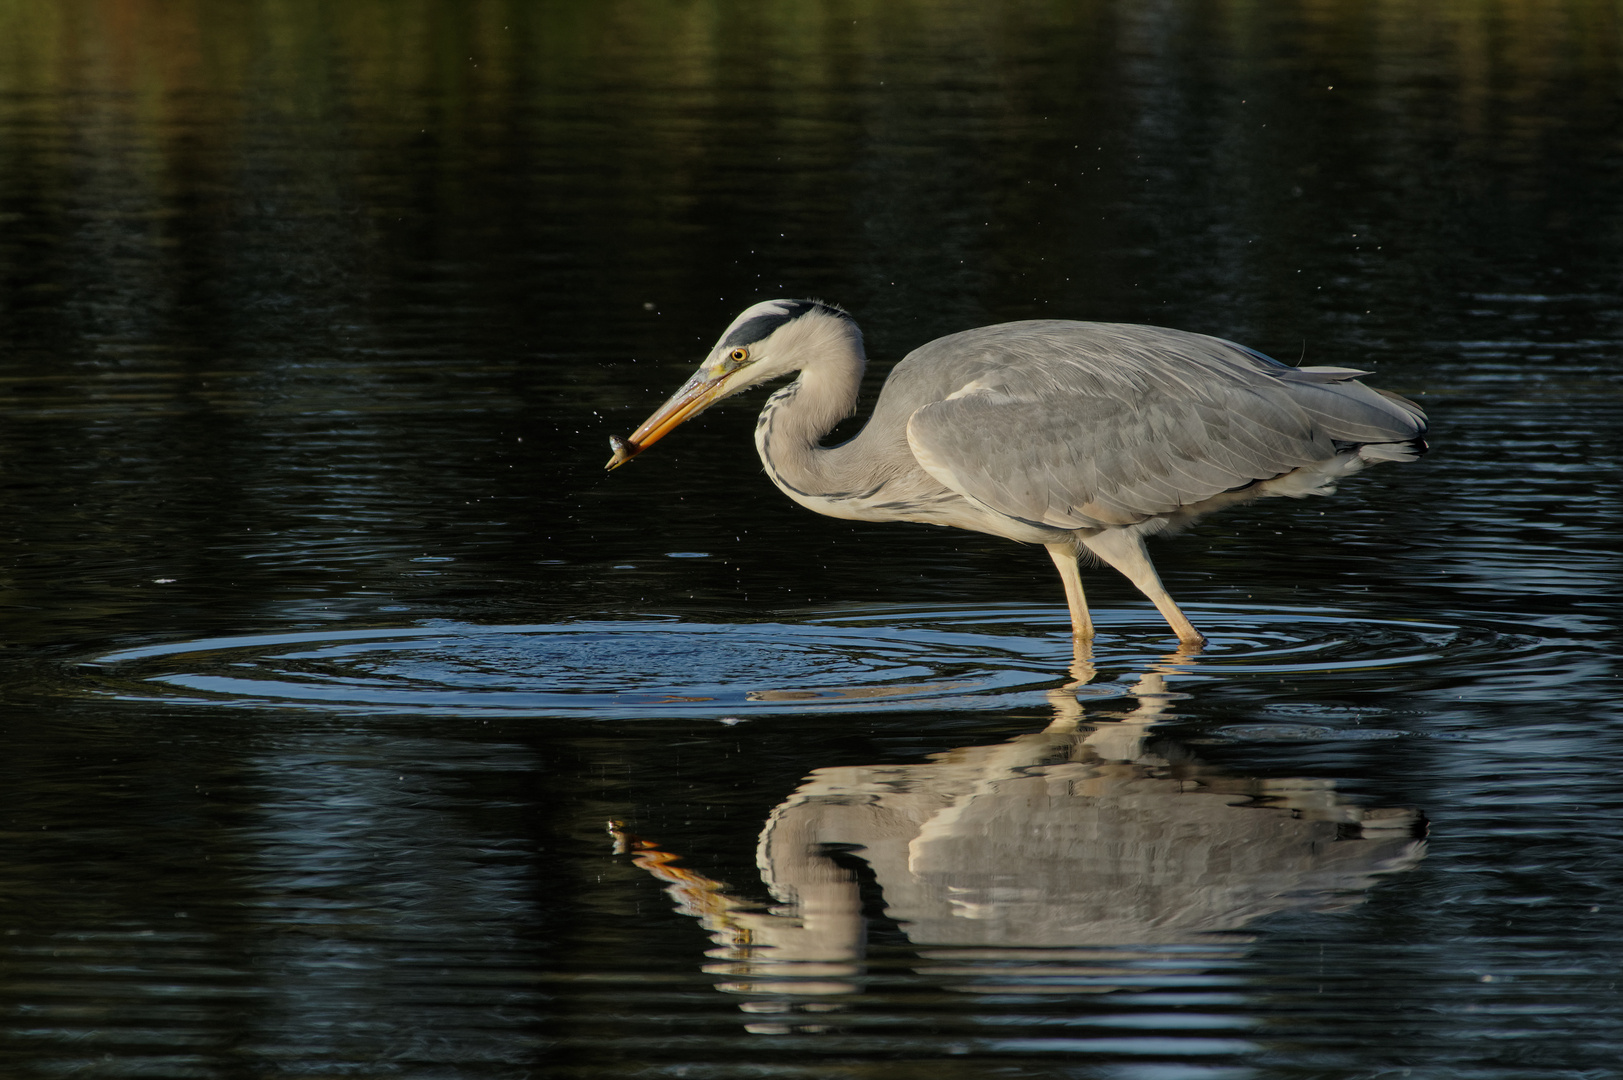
[901,323,1426,532]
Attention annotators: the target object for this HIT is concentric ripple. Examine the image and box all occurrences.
[66,604,1566,718]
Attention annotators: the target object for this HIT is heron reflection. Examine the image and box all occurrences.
[610,659,1425,1029]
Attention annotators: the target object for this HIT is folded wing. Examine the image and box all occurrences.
[902,323,1426,531]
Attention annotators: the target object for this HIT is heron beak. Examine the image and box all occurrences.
[604,365,730,470]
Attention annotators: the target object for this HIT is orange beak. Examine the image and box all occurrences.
[604,367,729,470]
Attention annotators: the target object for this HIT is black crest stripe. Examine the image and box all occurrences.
[721,300,845,349]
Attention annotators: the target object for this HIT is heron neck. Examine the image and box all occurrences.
[753,349,868,499]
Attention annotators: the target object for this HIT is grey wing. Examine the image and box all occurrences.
[903,348,1425,531]
[1277,363,1429,443]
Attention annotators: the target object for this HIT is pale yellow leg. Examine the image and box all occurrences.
[1080,530,1207,649]
[1045,543,1094,642]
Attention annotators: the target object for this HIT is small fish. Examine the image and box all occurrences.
[605,433,639,470]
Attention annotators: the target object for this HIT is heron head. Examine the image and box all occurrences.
[605,298,862,469]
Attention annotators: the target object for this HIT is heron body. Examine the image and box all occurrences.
[605,299,1427,647]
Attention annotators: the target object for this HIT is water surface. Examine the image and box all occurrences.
[2,2,1620,1077]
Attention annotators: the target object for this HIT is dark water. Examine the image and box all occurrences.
[3,2,1621,1077]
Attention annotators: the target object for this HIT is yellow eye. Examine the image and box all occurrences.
[729,347,749,363]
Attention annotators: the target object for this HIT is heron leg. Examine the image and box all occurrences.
[1045,543,1094,641]
[1080,530,1207,649]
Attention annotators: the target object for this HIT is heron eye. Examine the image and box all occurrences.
[730,348,749,363]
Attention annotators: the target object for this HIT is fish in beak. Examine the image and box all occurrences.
[604,362,732,470]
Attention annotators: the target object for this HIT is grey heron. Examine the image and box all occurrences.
[605,299,1427,648]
